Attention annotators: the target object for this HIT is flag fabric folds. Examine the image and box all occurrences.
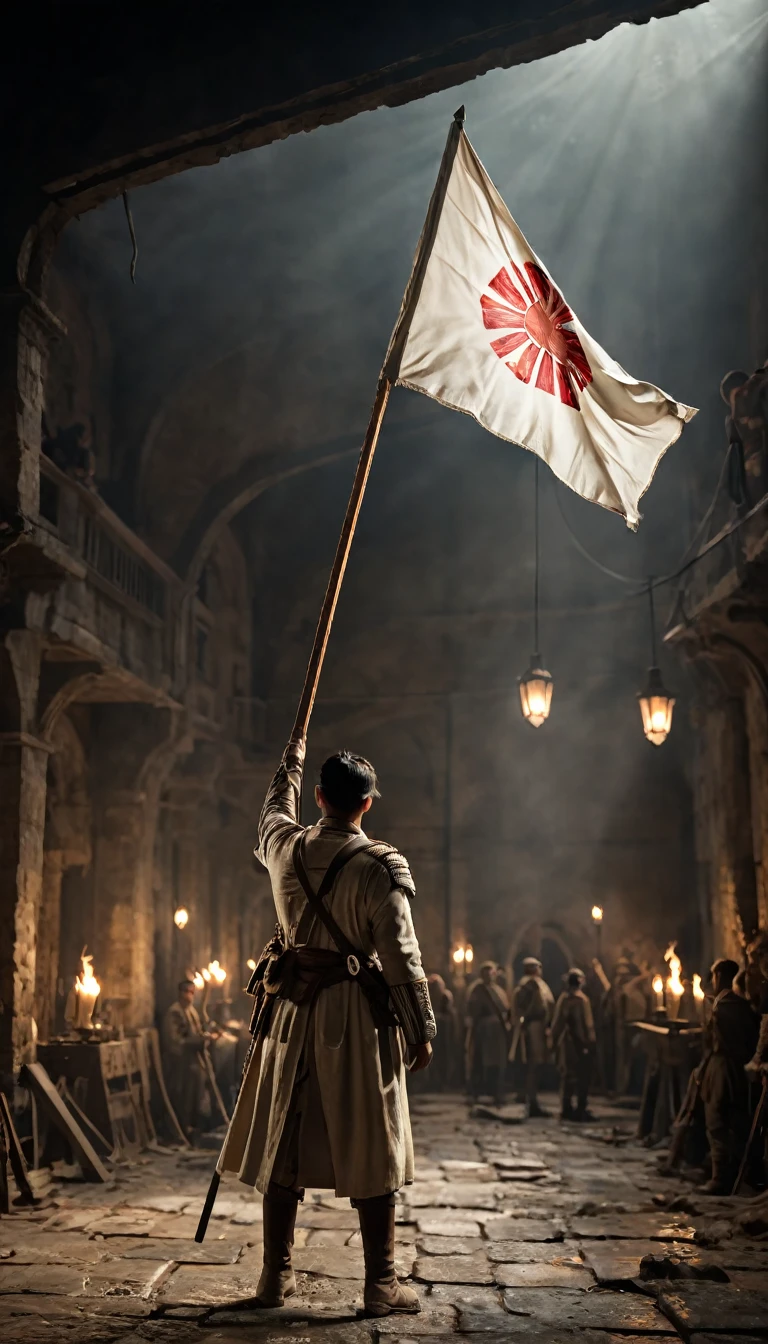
[385,128,696,529]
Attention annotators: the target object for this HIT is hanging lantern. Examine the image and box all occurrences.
[638,665,675,746]
[519,460,553,728]
[173,906,189,929]
[519,655,554,728]
[637,581,675,746]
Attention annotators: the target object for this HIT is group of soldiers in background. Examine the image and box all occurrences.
[461,957,597,1121]
[425,934,768,1192]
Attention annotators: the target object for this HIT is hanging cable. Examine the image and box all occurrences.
[122,191,138,284]
[554,483,646,588]
[647,578,658,664]
[554,440,761,601]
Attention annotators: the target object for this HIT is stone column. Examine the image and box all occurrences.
[34,848,64,1043]
[696,693,759,960]
[0,632,48,1076]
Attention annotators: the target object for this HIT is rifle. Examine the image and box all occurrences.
[732,1070,768,1196]
[195,1035,255,1243]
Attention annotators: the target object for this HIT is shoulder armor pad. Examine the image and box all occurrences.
[366,841,416,899]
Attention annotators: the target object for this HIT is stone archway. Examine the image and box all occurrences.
[505,920,575,996]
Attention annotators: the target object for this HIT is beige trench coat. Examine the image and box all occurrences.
[218,757,427,1199]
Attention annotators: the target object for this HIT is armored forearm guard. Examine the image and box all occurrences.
[390,979,437,1046]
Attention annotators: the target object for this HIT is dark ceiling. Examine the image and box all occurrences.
[49,0,767,592]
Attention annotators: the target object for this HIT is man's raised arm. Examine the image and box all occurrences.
[256,735,306,867]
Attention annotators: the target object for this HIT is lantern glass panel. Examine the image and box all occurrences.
[519,663,553,727]
[638,676,675,747]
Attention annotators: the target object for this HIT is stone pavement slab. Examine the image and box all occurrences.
[412,1253,494,1285]
[99,1236,243,1263]
[484,1217,564,1240]
[493,1261,595,1287]
[293,1247,366,1280]
[375,1302,457,1334]
[158,1264,261,1306]
[0,1293,152,1317]
[415,1235,484,1255]
[84,1213,159,1236]
[415,1215,482,1238]
[296,1209,361,1231]
[0,1232,110,1264]
[122,1194,189,1213]
[571,1214,696,1240]
[139,1214,213,1238]
[484,1240,582,1263]
[658,1284,768,1336]
[434,1185,505,1208]
[43,1208,110,1232]
[491,1156,547,1171]
[429,1281,507,1327]
[77,1258,173,1297]
[502,1286,670,1330]
[306,1228,356,1246]
[0,1263,92,1294]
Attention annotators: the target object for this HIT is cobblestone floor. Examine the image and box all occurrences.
[1,1093,767,1343]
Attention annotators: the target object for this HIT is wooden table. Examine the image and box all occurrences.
[633,1017,703,1144]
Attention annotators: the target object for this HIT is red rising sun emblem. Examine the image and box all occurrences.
[480,261,592,409]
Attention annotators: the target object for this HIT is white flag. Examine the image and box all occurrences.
[385,123,696,529]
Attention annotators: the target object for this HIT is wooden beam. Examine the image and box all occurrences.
[20,1063,109,1182]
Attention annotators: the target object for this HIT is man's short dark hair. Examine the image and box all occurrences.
[178,979,195,993]
[711,958,739,985]
[319,751,380,813]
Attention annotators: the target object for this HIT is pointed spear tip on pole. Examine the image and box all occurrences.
[454,106,465,125]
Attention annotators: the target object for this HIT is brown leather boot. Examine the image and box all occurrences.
[700,1162,732,1195]
[354,1192,420,1317]
[254,1182,301,1307]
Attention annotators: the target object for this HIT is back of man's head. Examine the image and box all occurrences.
[711,957,739,988]
[567,969,584,989]
[319,751,380,815]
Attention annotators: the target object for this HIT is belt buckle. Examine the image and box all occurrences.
[347,954,360,977]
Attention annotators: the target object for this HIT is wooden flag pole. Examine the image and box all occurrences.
[290,375,391,740]
[290,106,465,741]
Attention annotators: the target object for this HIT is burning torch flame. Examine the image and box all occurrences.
[664,942,684,999]
[652,974,664,996]
[76,951,101,1000]
[246,958,257,971]
[207,960,227,984]
[692,973,705,1001]
[591,905,603,923]
[192,971,205,989]
[174,907,189,929]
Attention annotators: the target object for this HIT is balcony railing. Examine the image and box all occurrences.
[38,455,178,622]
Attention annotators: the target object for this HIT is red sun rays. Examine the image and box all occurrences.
[480,261,592,409]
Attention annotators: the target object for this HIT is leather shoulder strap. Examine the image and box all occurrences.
[292,834,371,958]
